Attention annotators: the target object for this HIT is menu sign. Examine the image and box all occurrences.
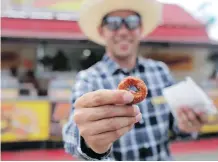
[1,0,82,20]
[2,10,78,20]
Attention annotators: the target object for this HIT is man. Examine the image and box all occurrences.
[63,0,209,160]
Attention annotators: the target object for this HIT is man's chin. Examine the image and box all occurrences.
[114,52,131,59]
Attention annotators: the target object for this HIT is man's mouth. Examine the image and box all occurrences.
[120,43,129,51]
[117,41,132,50]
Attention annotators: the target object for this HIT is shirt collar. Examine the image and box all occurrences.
[102,54,145,75]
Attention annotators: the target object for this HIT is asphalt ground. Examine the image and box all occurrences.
[1,138,218,161]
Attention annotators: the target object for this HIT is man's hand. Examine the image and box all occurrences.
[73,89,142,154]
[177,107,208,133]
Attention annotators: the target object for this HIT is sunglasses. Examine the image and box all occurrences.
[102,15,141,31]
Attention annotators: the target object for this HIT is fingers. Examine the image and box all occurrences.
[85,124,134,154]
[74,105,140,124]
[178,109,195,132]
[74,89,134,108]
[178,107,207,132]
[196,111,208,124]
[88,124,134,146]
[79,114,142,136]
[178,108,189,123]
[184,108,201,127]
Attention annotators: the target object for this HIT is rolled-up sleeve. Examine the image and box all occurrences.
[62,71,111,160]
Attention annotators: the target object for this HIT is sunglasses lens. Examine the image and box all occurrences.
[104,17,122,30]
[125,15,141,30]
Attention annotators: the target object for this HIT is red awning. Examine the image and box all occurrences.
[1,4,210,44]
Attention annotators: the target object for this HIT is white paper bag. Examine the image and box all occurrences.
[163,77,217,118]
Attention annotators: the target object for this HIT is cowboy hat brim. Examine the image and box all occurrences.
[78,0,162,45]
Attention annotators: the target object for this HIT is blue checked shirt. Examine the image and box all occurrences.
[62,54,196,161]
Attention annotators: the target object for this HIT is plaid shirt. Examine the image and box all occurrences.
[62,54,195,161]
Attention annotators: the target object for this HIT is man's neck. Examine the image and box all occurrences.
[107,52,137,70]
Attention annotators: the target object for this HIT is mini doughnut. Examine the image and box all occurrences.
[118,76,148,104]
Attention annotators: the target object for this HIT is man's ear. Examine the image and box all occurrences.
[140,27,144,39]
[98,26,104,37]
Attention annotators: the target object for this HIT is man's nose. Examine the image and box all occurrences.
[116,24,129,35]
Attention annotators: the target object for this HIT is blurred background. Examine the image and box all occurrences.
[1,0,218,161]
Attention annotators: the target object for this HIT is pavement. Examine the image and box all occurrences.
[171,138,218,161]
[1,138,218,161]
[175,151,218,161]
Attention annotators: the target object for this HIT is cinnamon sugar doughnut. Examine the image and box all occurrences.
[118,76,148,104]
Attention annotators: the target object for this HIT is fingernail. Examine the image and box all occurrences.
[133,105,140,114]
[123,92,134,103]
[135,113,142,122]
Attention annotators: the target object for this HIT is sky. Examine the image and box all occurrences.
[158,0,216,12]
[158,0,218,41]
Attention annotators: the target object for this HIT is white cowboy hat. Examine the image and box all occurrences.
[78,0,162,46]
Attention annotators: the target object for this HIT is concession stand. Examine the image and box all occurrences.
[1,1,218,147]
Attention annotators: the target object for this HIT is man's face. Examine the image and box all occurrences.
[99,10,143,59]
